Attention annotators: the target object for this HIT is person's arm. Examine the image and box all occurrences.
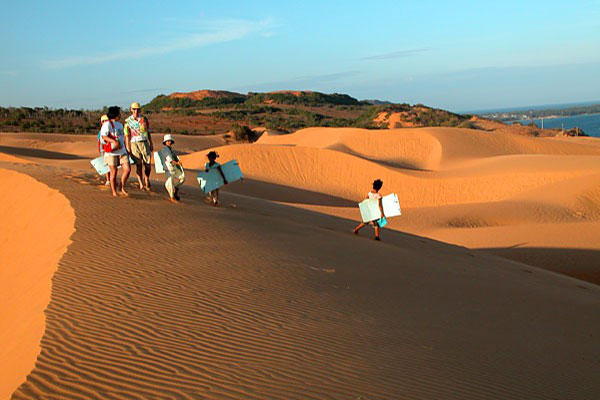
[122,122,131,153]
[125,132,131,153]
[100,124,118,148]
[217,165,228,184]
[378,197,385,218]
[145,117,153,152]
[103,135,118,147]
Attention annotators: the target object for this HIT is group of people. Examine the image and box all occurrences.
[98,103,385,239]
[98,103,228,205]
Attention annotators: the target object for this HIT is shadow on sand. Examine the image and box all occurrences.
[184,171,356,207]
[481,247,600,285]
[0,145,87,160]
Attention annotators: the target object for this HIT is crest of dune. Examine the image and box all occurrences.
[0,170,75,400]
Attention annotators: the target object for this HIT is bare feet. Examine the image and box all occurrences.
[169,197,180,204]
[353,229,359,235]
[119,190,129,197]
[374,237,381,241]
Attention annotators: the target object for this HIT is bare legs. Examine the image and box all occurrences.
[208,189,219,206]
[108,160,131,197]
[134,163,151,190]
[120,162,131,196]
[353,222,380,240]
[108,165,118,197]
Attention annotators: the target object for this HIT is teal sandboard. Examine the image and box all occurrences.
[196,160,243,193]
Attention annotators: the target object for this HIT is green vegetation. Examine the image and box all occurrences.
[245,92,361,106]
[0,107,101,134]
[0,91,478,135]
[412,106,469,127]
[233,125,259,142]
[143,94,246,111]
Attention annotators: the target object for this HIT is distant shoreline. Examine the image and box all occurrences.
[505,112,600,123]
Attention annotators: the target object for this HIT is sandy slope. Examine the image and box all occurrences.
[179,127,600,283]
[2,129,599,283]
[0,169,74,400]
[1,160,598,399]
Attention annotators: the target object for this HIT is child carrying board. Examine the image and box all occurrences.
[204,151,228,206]
[160,134,185,203]
[354,179,386,241]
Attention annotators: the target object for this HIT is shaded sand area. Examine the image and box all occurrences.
[0,158,599,399]
[178,127,600,284]
[0,169,74,400]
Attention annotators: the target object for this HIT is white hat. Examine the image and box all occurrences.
[163,134,175,144]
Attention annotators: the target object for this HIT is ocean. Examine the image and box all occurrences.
[512,113,600,138]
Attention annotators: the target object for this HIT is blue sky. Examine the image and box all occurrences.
[1,0,599,111]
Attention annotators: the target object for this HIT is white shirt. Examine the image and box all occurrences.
[100,121,127,156]
[367,191,382,200]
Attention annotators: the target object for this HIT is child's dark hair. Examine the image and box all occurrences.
[107,106,120,119]
[373,179,383,190]
[207,151,219,160]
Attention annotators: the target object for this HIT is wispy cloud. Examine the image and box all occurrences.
[0,70,18,76]
[361,48,431,61]
[235,71,361,92]
[43,18,274,69]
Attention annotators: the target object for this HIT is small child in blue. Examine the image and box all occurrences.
[205,151,228,206]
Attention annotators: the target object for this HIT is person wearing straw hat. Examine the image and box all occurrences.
[124,101,154,191]
[160,134,185,203]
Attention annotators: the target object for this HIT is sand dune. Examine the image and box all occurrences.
[182,127,600,284]
[0,160,598,399]
[257,127,600,169]
[0,169,74,400]
[181,143,600,208]
[1,126,599,398]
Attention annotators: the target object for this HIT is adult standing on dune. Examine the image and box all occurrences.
[124,102,154,191]
[101,106,131,197]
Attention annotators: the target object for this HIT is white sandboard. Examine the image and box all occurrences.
[91,155,134,175]
[90,156,109,175]
[154,151,165,174]
[358,193,402,223]
[382,193,402,218]
[196,160,243,193]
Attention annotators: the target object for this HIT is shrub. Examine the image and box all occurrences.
[233,125,258,142]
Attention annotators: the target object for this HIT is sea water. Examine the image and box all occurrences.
[514,113,600,137]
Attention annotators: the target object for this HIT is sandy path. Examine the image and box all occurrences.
[0,169,74,400]
[1,162,598,399]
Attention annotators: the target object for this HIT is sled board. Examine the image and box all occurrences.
[90,155,135,176]
[196,160,243,193]
[154,151,165,174]
[358,193,402,223]
[90,156,109,175]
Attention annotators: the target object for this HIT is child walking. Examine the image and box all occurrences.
[160,134,185,203]
[205,151,228,206]
[353,179,385,241]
